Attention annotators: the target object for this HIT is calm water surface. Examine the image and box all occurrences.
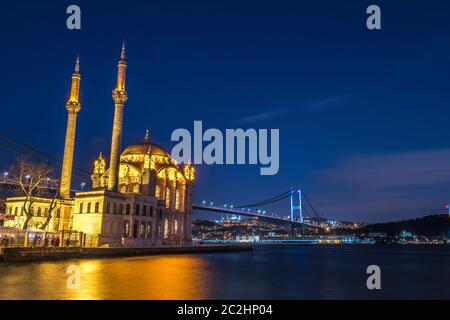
[1,245,449,299]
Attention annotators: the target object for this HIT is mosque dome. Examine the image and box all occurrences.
[121,142,170,157]
[121,130,170,158]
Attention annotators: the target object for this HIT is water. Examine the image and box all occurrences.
[0,245,449,299]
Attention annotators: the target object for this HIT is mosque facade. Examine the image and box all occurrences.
[4,44,194,247]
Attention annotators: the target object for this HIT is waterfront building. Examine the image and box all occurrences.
[4,44,195,247]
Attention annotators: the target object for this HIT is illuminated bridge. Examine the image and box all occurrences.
[192,188,324,229]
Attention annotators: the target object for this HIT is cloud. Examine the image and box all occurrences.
[309,148,450,222]
[234,108,290,125]
[234,94,351,125]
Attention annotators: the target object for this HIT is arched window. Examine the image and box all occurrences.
[155,185,161,198]
[147,223,152,238]
[165,188,171,208]
[140,222,146,238]
[175,190,180,210]
[123,221,130,237]
[164,218,169,239]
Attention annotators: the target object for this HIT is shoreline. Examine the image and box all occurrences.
[0,244,253,263]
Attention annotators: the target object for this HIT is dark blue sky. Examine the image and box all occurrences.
[1,0,450,222]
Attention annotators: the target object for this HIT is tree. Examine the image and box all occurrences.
[8,157,59,230]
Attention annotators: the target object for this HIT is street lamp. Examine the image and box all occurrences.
[80,182,86,191]
[3,171,8,182]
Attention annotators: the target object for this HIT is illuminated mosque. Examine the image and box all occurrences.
[4,44,195,247]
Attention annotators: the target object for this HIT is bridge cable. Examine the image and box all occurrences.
[234,189,297,208]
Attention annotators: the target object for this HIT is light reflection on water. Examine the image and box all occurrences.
[0,255,213,300]
[1,246,449,299]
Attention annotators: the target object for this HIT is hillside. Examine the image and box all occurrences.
[359,214,450,237]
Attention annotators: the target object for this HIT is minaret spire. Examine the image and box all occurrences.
[60,54,82,198]
[121,41,126,60]
[75,54,80,72]
[108,43,129,191]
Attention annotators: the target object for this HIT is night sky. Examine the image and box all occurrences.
[1,0,450,222]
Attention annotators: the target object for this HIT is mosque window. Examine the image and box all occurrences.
[174,220,178,235]
[106,202,110,214]
[123,221,130,237]
[44,208,48,217]
[140,222,145,238]
[143,205,147,216]
[14,207,18,216]
[165,188,171,208]
[175,190,180,210]
[135,204,140,216]
[149,206,153,217]
[133,222,138,238]
[113,203,117,215]
[87,203,91,213]
[126,204,131,215]
[56,209,61,218]
[155,185,160,198]
[164,219,169,239]
[95,202,99,213]
[159,209,163,219]
[133,185,140,193]
[37,208,42,217]
[119,203,124,215]
[147,223,152,238]
[79,203,83,213]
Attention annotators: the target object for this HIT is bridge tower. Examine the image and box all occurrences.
[290,188,303,223]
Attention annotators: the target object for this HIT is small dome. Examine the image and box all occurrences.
[121,142,170,157]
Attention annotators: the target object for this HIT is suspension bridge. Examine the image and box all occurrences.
[193,188,325,229]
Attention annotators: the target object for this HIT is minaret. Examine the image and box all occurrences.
[108,42,128,191]
[60,55,81,199]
